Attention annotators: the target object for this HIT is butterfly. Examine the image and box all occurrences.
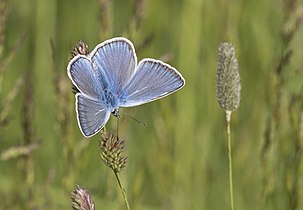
[67,37,185,137]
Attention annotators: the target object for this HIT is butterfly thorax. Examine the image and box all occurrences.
[103,87,119,113]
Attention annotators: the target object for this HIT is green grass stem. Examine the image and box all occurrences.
[226,110,235,210]
[114,171,131,210]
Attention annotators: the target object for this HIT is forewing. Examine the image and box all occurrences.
[76,93,111,137]
[90,38,137,95]
[119,59,185,107]
[67,56,103,99]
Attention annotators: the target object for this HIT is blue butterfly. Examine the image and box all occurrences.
[67,37,185,137]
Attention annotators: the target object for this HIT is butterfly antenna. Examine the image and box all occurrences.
[124,112,146,127]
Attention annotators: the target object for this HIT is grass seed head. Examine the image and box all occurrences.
[216,42,241,112]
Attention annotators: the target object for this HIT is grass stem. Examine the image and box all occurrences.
[226,110,235,210]
[113,170,130,210]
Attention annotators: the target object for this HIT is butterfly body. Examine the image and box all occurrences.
[68,37,185,137]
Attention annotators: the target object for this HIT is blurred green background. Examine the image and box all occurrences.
[1,0,303,209]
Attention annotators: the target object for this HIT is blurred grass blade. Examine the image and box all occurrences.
[0,141,40,160]
[0,32,26,75]
[0,75,24,126]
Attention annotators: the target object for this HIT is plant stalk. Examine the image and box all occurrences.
[226,110,235,210]
[113,170,130,210]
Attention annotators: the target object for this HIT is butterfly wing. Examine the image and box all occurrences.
[90,37,137,95]
[118,58,185,107]
[76,93,110,137]
[67,55,104,99]
[67,55,111,137]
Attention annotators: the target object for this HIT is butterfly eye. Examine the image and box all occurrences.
[112,109,119,117]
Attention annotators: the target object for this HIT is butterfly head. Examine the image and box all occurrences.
[112,109,119,117]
